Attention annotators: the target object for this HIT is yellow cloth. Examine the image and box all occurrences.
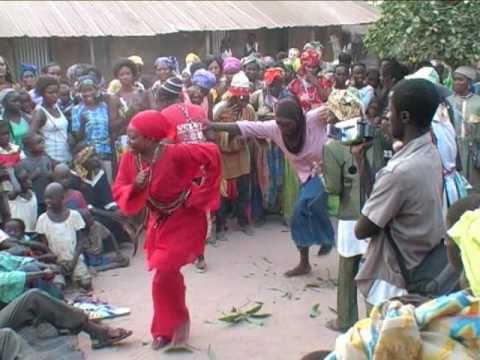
[128,55,144,66]
[186,53,201,65]
[331,291,480,359]
[447,209,480,296]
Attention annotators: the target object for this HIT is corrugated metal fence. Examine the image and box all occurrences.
[13,38,49,75]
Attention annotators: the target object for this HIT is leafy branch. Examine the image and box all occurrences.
[364,0,480,68]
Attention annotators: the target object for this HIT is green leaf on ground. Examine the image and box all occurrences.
[163,343,195,353]
[310,303,321,318]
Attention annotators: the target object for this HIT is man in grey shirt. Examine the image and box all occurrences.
[354,78,446,307]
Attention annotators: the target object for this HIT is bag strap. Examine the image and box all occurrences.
[384,225,411,284]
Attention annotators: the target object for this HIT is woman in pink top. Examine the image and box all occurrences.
[207,98,334,276]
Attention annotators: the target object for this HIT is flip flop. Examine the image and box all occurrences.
[91,328,132,349]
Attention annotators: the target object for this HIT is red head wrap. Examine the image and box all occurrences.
[264,67,284,86]
[128,110,176,141]
[300,49,320,68]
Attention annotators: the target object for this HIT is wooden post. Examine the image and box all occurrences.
[205,32,211,56]
[88,37,95,65]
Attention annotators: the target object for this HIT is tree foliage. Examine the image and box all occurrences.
[364,0,480,68]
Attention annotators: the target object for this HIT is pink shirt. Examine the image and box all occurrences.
[238,107,328,184]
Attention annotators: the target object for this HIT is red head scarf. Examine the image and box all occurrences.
[128,110,176,141]
[300,49,320,68]
[264,67,284,86]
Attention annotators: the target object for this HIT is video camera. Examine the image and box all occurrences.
[327,117,376,145]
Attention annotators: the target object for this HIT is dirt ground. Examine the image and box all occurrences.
[81,218,357,360]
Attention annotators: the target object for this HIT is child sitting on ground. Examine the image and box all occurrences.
[3,218,57,263]
[53,163,88,210]
[78,209,129,271]
[36,182,92,290]
[21,133,55,215]
[8,165,37,233]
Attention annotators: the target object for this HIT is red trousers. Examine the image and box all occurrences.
[151,269,190,343]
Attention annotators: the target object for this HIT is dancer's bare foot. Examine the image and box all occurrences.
[151,337,171,350]
[284,263,311,277]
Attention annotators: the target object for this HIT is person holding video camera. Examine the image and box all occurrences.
[322,83,384,332]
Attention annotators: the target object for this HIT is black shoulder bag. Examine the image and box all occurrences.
[385,226,454,297]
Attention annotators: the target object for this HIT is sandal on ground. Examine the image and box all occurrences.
[91,327,132,350]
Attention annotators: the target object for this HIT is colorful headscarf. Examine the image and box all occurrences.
[186,53,201,65]
[192,69,217,90]
[20,63,37,77]
[128,110,176,141]
[241,54,262,68]
[158,76,183,96]
[223,57,242,74]
[326,88,363,122]
[77,74,98,87]
[303,41,323,52]
[128,55,144,66]
[288,48,300,60]
[154,56,179,73]
[300,49,321,68]
[262,56,276,69]
[264,67,284,86]
[74,145,95,179]
[229,71,251,97]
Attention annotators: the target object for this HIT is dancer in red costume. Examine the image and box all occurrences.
[112,110,221,349]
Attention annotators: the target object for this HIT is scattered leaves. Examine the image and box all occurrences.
[218,302,271,326]
[310,303,322,318]
[262,256,273,264]
[267,287,293,300]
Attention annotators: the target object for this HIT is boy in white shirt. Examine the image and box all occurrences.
[8,165,37,233]
[36,182,91,290]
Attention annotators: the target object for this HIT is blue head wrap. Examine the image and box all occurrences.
[77,75,98,86]
[154,56,179,73]
[20,63,37,77]
[191,69,216,90]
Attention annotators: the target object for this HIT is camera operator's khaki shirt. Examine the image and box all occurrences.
[355,132,445,296]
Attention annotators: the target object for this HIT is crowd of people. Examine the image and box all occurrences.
[0,33,479,358]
